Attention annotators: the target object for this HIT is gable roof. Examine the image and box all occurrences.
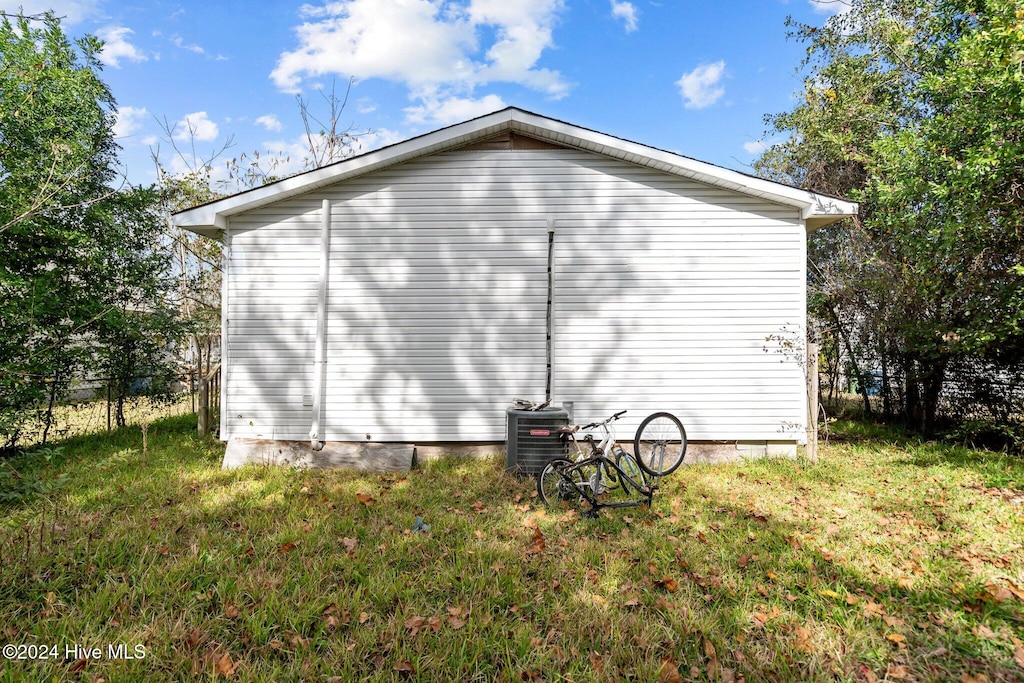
[173,107,857,237]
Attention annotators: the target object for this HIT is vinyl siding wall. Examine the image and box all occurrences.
[222,148,806,443]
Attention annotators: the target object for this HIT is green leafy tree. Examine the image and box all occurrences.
[91,187,185,427]
[1,13,118,447]
[1,13,183,450]
[758,0,1024,437]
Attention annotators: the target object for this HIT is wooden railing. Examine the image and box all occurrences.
[198,362,221,437]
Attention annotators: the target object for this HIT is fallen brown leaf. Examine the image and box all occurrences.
[984,583,1014,603]
[794,626,813,653]
[214,652,236,677]
[526,527,545,555]
[653,596,674,612]
[654,576,678,592]
[405,615,426,636]
[864,601,886,617]
[973,624,997,639]
[658,656,683,683]
[704,638,719,679]
[885,664,909,679]
[885,633,907,647]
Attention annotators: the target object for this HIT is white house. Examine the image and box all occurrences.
[174,108,857,468]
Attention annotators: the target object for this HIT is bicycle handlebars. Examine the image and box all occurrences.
[579,410,626,430]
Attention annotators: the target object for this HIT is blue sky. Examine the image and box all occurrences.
[2,0,849,188]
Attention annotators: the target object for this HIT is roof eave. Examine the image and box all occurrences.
[172,107,860,236]
[505,110,864,227]
[173,109,519,235]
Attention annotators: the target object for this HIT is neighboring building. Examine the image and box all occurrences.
[174,108,857,467]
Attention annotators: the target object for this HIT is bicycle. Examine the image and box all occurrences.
[537,410,686,517]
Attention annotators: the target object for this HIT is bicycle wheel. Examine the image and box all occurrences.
[575,449,608,494]
[633,412,687,476]
[615,449,645,490]
[600,456,622,491]
[537,458,585,508]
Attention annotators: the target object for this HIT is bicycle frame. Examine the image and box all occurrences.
[552,453,654,517]
[551,411,659,517]
[565,416,617,461]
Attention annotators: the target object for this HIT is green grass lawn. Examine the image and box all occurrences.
[2,416,1023,682]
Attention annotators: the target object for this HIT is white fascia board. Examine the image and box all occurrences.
[507,110,859,222]
[173,106,858,236]
[172,110,518,235]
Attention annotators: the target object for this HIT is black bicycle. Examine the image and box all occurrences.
[537,410,686,517]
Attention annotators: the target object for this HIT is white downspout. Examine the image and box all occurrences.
[219,225,231,440]
[310,199,331,450]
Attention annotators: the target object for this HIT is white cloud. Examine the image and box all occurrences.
[809,0,853,15]
[172,111,219,143]
[171,35,205,54]
[272,0,475,92]
[96,26,148,68]
[255,114,283,132]
[743,140,767,155]
[250,128,405,179]
[271,0,569,113]
[465,0,567,96]
[356,97,378,114]
[676,60,727,110]
[405,93,506,126]
[610,1,638,32]
[359,127,407,151]
[166,153,232,186]
[113,106,149,139]
[0,0,100,25]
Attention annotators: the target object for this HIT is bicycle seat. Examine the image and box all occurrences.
[556,425,579,434]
